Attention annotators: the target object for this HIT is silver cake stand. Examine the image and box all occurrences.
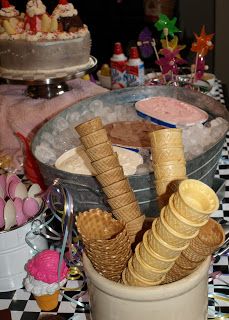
[0,56,97,99]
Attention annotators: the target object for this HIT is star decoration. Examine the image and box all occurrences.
[191,26,214,56]
[156,48,186,75]
[155,14,181,38]
[160,35,186,58]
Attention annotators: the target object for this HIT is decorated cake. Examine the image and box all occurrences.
[0,0,91,75]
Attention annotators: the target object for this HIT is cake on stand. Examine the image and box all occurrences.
[0,56,97,99]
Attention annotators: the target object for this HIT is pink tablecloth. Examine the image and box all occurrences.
[0,79,107,171]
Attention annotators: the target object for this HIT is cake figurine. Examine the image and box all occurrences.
[24,249,69,311]
[24,0,47,33]
[0,0,20,35]
[52,0,84,33]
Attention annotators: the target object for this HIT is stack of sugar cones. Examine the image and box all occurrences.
[76,208,132,282]
[163,218,225,284]
[122,178,220,287]
[149,128,187,209]
[75,117,145,243]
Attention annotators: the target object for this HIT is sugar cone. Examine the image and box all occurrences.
[80,129,108,149]
[34,290,59,311]
[75,117,103,137]
[92,153,120,174]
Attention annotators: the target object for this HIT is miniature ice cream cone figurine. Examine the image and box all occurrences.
[24,0,46,33]
[52,0,84,33]
[0,0,20,34]
[24,250,69,311]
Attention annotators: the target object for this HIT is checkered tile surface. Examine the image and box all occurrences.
[0,81,228,320]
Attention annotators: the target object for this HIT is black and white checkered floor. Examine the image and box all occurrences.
[0,80,228,320]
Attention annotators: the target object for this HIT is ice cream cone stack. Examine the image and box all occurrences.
[76,208,132,282]
[149,128,187,209]
[123,179,221,287]
[75,117,144,243]
[163,218,225,284]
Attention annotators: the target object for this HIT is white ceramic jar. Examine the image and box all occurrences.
[83,253,211,320]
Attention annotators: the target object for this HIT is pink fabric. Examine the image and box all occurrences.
[0,79,107,170]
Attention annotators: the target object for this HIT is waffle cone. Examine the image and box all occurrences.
[148,221,189,259]
[149,128,183,148]
[102,178,131,198]
[124,257,165,287]
[173,179,219,223]
[155,178,186,197]
[96,166,125,187]
[86,141,114,161]
[76,209,124,241]
[75,117,103,137]
[189,218,225,255]
[155,208,198,247]
[175,253,202,270]
[139,231,176,270]
[92,153,120,174]
[113,201,141,222]
[182,245,207,263]
[153,161,186,180]
[34,290,59,311]
[164,262,193,283]
[125,214,145,234]
[164,194,207,236]
[151,146,185,164]
[131,244,170,281]
[84,227,129,251]
[107,191,136,209]
[80,129,108,149]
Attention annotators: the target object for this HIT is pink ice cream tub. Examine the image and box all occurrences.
[135,96,209,128]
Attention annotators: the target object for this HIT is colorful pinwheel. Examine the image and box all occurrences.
[191,26,214,57]
[155,14,181,38]
[160,35,185,58]
[156,48,186,75]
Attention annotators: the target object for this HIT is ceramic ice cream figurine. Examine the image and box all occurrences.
[24,249,69,311]
[24,0,46,33]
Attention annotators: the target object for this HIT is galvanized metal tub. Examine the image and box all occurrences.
[31,86,229,217]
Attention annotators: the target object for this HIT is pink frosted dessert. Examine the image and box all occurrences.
[135,96,208,127]
[24,249,68,311]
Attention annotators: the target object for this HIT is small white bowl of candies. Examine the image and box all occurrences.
[0,173,43,232]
